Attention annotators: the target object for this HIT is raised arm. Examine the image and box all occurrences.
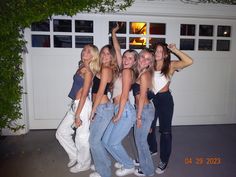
[74,69,93,126]
[168,43,193,72]
[113,69,132,123]
[112,23,122,68]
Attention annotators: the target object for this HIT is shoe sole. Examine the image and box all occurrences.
[70,166,90,173]
[151,152,158,156]
[67,160,77,168]
[115,168,135,176]
[134,172,145,176]
[156,169,165,174]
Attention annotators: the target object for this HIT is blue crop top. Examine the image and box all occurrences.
[92,76,110,95]
[132,83,140,97]
[68,74,84,100]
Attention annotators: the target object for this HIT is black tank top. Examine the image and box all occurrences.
[132,83,140,97]
[92,76,110,95]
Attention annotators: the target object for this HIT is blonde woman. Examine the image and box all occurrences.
[56,44,99,173]
[102,23,139,177]
[132,48,155,176]
[89,44,118,177]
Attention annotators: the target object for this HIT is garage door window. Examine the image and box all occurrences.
[31,19,94,48]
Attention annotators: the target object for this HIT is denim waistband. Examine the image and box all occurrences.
[114,100,131,109]
[114,101,134,112]
[143,102,154,109]
[97,101,113,108]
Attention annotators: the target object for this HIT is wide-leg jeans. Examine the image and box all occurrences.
[89,102,114,177]
[56,98,92,168]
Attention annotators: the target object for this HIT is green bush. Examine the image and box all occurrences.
[0,0,133,131]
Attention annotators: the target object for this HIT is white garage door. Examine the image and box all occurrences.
[23,13,236,129]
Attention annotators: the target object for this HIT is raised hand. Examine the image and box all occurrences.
[167,43,177,51]
[112,22,124,33]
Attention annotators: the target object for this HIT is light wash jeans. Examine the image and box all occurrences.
[89,102,114,177]
[102,101,136,169]
[134,103,155,176]
[56,98,92,168]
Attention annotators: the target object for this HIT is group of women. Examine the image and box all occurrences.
[56,23,193,177]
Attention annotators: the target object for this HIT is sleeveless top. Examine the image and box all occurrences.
[152,71,171,94]
[68,74,84,100]
[112,76,122,99]
[92,75,110,95]
[132,83,140,97]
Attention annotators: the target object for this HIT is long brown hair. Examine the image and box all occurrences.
[120,49,139,84]
[154,42,171,78]
[99,44,119,91]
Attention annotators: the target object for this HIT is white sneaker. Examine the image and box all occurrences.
[67,159,77,167]
[114,162,123,168]
[133,159,140,166]
[155,161,167,174]
[150,151,158,156]
[89,172,101,177]
[134,168,145,176]
[115,167,135,176]
[69,164,90,173]
[90,164,95,171]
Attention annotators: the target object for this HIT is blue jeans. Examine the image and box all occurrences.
[103,101,136,169]
[89,102,114,177]
[134,103,155,176]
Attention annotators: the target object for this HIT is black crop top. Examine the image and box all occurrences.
[92,76,110,95]
[132,83,140,97]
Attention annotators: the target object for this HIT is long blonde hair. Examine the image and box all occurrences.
[85,44,100,74]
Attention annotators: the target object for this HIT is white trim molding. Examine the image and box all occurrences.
[122,0,236,19]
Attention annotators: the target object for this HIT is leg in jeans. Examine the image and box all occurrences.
[103,102,135,169]
[134,103,155,176]
[89,102,114,177]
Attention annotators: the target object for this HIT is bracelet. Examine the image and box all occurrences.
[137,116,142,120]
[75,114,80,119]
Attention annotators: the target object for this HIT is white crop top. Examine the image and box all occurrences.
[152,71,171,94]
[112,76,122,99]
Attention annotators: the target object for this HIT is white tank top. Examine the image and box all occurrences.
[152,71,171,94]
[112,76,122,99]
